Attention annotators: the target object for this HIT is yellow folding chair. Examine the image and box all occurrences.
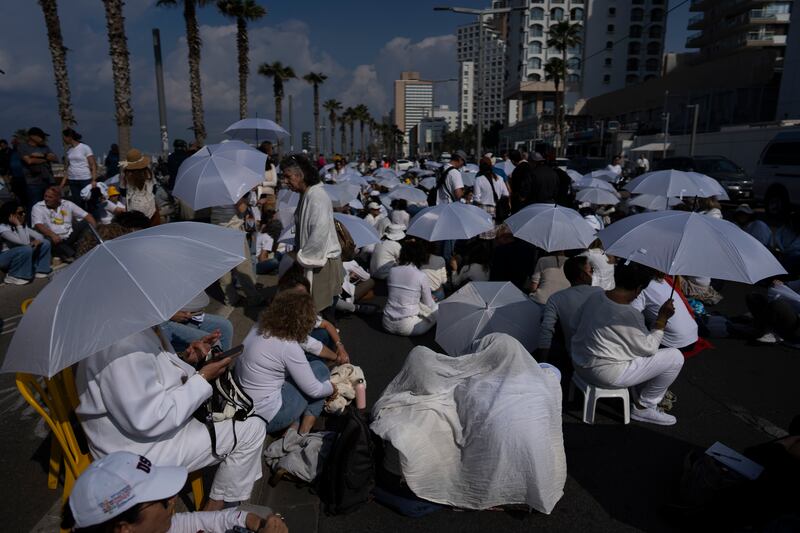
[16,301,206,513]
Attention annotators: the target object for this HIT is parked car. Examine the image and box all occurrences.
[654,155,753,202]
[439,152,452,164]
[396,159,414,171]
[753,130,800,216]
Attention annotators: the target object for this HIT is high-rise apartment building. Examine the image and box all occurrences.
[457,19,507,130]
[393,71,433,154]
[582,0,668,100]
[687,1,792,62]
[432,104,459,131]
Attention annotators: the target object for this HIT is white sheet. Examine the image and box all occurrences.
[370,333,566,513]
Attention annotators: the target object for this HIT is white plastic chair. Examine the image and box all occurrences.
[568,371,630,425]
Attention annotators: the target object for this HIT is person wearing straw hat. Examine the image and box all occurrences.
[370,224,405,280]
[61,451,288,533]
[120,148,160,226]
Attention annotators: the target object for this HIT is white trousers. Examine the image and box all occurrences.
[383,312,437,336]
[140,417,266,502]
[609,348,684,409]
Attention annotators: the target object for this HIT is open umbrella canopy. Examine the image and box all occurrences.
[333,213,381,248]
[425,161,444,169]
[419,177,437,190]
[576,188,620,206]
[322,183,360,208]
[436,282,541,356]
[464,163,479,172]
[406,202,493,241]
[566,169,583,182]
[1,223,247,377]
[628,194,683,211]
[376,176,402,190]
[408,168,433,176]
[223,117,289,142]
[505,204,596,252]
[374,168,401,179]
[461,170,477,188]
[625,169,729,200]
[388,185,428,205]
[337,173,369,187]
[583,169,620,183]
[598,211,786,284]
[277,189,299,208]
[574,177,616,192]
[173,141,267,209]
[318,163,335,176]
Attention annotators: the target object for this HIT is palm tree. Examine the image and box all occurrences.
[547,21,582,156]
[158,0,210,144]
[544,57,565,149]
[217,0,266,120]
[38,0,76,142]
[343,107,356,159]
[322,99,341,157]
[339,120,347,158]
[102,0,133,155]
[258,61,295,129]
[302,72,327,156]
[353,104,370,159]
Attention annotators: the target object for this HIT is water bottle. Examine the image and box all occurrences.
[354,379,366,410]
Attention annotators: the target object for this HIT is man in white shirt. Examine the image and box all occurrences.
[436,150,466,205]
[606,155,623,176]
[635,155,650,176]
[370,224,405,280]
[32,185,96,261]
[571,261,683,426]
[536,256,602,364]
[632,274,698,350]
[364,202,385,228]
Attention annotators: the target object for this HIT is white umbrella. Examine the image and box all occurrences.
[461,170,477,188]
[374,168,400,179]
[583,169,620,183]
[406,203,493,241]
[388,185,428,205]
[566,169,582,183]
[223,117,289,142]
[574,177,616,192]
[318,163,335,176]
[333,213,381,248]
[408,168,433,176]
[436,282,541,356]
[575,188,620,206]
[625,169,729,200]
[105,173,120,185]
[465,163,479,172]
[173,140,267,209]
[348,198,364,210]
[338,174,369,187]
[628,194,682,211]
[598,211,786,284]
[419,177,437,190]
[322,183,360,208]
[425,161,443,169]
[376,176,402,190]
[277,189,299,208]
[1,223,247,377]
[504,203,596,252]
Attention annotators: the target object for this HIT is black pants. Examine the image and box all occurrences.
[745,293,800,340]
[50,219,91,259]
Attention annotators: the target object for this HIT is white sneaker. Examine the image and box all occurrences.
[35,272,51,279]
[756,332,781,344]
[631,405,677,426]
[3,275,30,285]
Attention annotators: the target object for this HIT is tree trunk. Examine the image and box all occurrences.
[360,122,365,159]
[349,122,354,159]
[184,1,206,144]
[102,0,133,156]
[236,16,248,120]
[312,85,320,157]
[561,50,568,157]
[38,0,76,157]
[329,116,336,157]
[275,95,282,131]
[340,123,346,157]
[553,80,560,154]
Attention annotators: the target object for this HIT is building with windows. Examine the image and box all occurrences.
[581,0,668,101]
[687,1,792,63]
[777,12,800,119]
[457,17,507,130]
[432,104,459,131]
[393,71,433,155]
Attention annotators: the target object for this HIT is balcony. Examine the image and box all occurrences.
[685,31,703,48]
[749,9,791,25]
[745,31,788,46]
[688,13,705,29]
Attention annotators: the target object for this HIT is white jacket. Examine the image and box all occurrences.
[75,328,212,458]
[295,183,341,269]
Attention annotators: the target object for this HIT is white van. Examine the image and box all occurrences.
[753,130,800,215]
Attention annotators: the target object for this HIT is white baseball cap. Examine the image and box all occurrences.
[367,202,381,210]
[69,452,187,528]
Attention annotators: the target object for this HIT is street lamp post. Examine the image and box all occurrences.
[435,5,523,159]
[687,104,700,157]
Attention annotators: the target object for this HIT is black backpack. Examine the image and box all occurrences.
[426,165,455,206]
[315,405,375,515]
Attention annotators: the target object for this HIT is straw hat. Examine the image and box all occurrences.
[120,148,151,171]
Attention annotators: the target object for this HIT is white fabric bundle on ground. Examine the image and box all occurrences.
[263,428,335,482]
[325,364,365,414]
[370,333,566,513]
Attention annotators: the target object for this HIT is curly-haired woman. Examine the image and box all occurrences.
[236,290,336,435]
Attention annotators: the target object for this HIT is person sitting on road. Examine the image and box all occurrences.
[31,185,96,262]
[536,255,602,365]
[530,251,570,306]
[450,239,492,288]
[632,271,699,352]
[746,279,800,345]
[571,261,684,426]
[389,198,410,228]
[580,239,616,290]
[0,200,52,285]
[159,291,235,353]
[75,326,266,512]
[236,290,337,436]
[100,185,126,225]
[733,204,771,248]
[62,451,288,533]
[383,238,438,336]
[370,224,405,280]
[421,245,447,301]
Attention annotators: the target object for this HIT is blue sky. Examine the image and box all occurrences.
[0,0,690,157]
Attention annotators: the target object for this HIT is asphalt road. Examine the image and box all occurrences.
[1,275,798,532]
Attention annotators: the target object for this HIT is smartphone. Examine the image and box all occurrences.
[209,344,243,362]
